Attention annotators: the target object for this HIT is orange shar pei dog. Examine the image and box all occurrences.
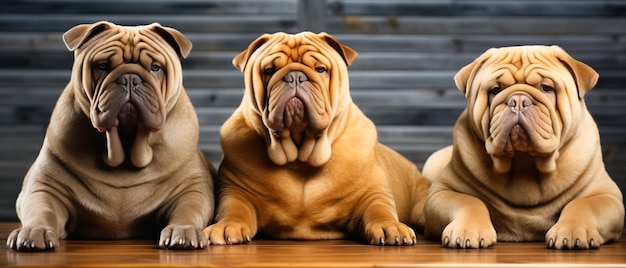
[8,21,214,251]
[422,45,624,249]
[204,32,429,246]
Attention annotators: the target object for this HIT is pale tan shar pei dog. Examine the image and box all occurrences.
[7,21,214,251]
[203,32,430,246]
[422,45,624,249]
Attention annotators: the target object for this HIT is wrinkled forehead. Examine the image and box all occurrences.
[85,26,166,64]
[482,47,565,84]
[260,33,331,66]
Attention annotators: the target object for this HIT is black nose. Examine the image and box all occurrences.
[283,71,308,86]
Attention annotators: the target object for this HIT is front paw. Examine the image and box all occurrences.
[159,224,207,249]
[7,226,58,251]
[441,219,497,249]
[546,221,602,250]
[365,220,416,246]
[203,221,252,245]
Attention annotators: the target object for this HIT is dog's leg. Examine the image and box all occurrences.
[424,189,497,249]
[359,193,417,246]
[546,194,624,249]
[8,191,69,251]
[158,189,212,249]
[203,195,257,245]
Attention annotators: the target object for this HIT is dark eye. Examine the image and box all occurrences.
[541,84,555,92]
[151,64,162,72]
[264,67,276,75]
[97,62,109,71]
[489,86,502,95]
[315,66,327,73]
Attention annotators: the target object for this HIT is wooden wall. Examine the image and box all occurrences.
[0,0,624,221]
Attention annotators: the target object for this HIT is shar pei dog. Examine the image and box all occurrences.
[7,21,214,251]
[422,45,624,249]
[203,32,429,246]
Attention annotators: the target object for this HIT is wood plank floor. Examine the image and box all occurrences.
[0,223,625,267]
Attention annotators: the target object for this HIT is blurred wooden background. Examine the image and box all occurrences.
[0,0,624,221]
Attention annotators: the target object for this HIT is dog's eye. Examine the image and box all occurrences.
[315,66,327,73]
[541,84,555,92]
[97,62,109,71]
[264,67,276,75]
[489,86,502,95]
[151,64,162,72]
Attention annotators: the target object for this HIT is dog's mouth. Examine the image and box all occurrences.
[265,71,330,146]
[489,114,534,158]
[488,92,556,157]
[267,96,322,146]
[259,69,334,166]
[485,91,561,173]
[91,72,164,168]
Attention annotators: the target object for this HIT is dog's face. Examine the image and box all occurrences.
[454,45,598,173]
[233,32,357,167]
[62,21,192,167]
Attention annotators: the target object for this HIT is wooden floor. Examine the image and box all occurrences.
[0,223,625,267]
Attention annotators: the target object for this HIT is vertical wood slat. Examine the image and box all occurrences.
[298,0,326,32]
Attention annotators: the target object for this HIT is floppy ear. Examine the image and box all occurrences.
[63,21,114,51]
[232,33,274,72]
[148,23,193,59]
[552,46,598,98]
[454,48,495,96]
[318,32,358,66]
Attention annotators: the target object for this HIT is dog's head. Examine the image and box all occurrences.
[233,32,357,167]
[454,45,598,173]
[63,21,192,167]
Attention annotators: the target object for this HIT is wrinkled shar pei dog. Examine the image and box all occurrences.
[7,21,215,251]
[422,45,624,249]
[203,32,430,246]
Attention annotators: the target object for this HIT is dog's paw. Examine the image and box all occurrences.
[158,224,207,250]
[546,221,602,250]
[441,219,497,249]
[203,221,252,245]
[365,220,416,246]
[7,226,58,251]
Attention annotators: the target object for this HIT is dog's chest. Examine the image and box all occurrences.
[492,210,557,241]
[256,177,357,239]
[70,184,162,238]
